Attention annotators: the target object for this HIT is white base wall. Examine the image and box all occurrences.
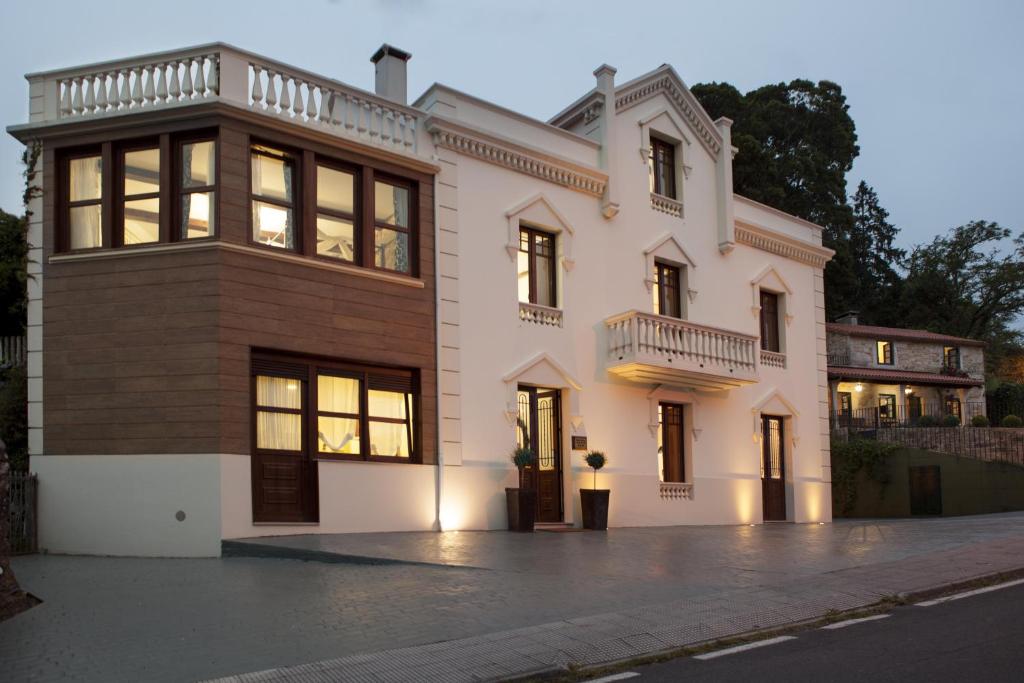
[220,454,439,540]
[33,454,222,557]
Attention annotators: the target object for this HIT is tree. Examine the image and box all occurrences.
[0,209,27,337]
[897,221,1024,374]
[845,182,905,324]
[692,79,860,316]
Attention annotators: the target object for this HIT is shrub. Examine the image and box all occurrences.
[584,451,606,490]
[970,415,990,427]
[941,414,961,428]
[916,415,939,427]
[510,446,535,488]
[1001,415,1023,428]
[830,436,897,515]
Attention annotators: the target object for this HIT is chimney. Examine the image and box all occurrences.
[835,311,859,326]
[371,44,411,105]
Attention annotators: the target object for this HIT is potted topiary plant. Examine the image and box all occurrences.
[580,450,609,530]
[506,418,537,532]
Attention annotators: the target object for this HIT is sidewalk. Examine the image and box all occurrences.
[3,514,1024,682]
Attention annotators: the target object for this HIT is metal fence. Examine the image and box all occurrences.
[836,426,1024,467]
[8,471,37,555]
[830,401,989,430]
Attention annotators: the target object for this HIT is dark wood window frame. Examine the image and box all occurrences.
[650,136,677,199]
[759,290,782,352]
[837,391,852,415]
[943,346,961,370]
[177,134,219,242]
[654,260,683,318]
[519,224,557,308]
[250,143,300,252]
[877,340,894,365]
[252,352,421,465]
[660,402,686,483]
[312,157,360,265]
[370,172,416,275]
[58,132,220,253]
[878,393,897,419]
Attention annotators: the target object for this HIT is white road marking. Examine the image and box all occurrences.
[588,673,640,682]
[693,636,797,660]
[821,614,891,630]
[916,578,1024,607]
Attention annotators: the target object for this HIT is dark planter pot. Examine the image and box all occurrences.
[506,487,537,532]
[581,489,610,530]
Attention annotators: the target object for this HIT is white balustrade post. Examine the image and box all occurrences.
[216,49,250,107]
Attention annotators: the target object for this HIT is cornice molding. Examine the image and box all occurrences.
[615,72,721,157]
[735,221,834,269]
[427,116,607,198]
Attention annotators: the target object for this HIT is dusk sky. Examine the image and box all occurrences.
[2,0,1021,254]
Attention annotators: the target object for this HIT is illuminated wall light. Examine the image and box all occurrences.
[854,383,863,393]
[905,386,913,395]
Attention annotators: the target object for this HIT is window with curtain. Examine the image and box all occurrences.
[373,180,411,273]
[649,137,676,199]
[181,140,216,239]
[251,145,296,249]
[67,155,103,249]
[653,261,682,318]
[658,402,685,483]
[316,165,356,262]
[122,147,160,245]
[255,356,417,463]
[518,226,556,307]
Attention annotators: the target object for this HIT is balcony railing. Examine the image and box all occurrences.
[605,311,759,390]
[826,352,850,366]
[27,43,421,156]
[519,302,563,328]
[760,349,786,369]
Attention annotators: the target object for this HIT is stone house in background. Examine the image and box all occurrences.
[826,313,986,426]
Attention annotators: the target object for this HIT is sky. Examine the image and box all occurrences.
[1,0,1022,254]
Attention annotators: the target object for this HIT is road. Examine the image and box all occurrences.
[624,580,1024,682]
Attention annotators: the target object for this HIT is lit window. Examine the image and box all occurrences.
[67,155,103,249]
[316,165,356,262]
[877,340,893,365]
[654,261,682,318]
[181,141,216,239]
[122,148,160,245]
[374,180,411,273]
[649,137,676,199]
[255,375,303,451]
[251,146,295,249]
[317,375,361,455]
[518,226,556,307]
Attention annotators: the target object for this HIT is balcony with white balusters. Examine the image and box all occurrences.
[605,311,760,390]
[15,43,424,159]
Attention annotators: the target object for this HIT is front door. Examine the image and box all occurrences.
[517,386,563,523]
[761,415,787,521]
[252,367,319,524]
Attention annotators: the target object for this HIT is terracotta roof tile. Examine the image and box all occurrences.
[826,365,984,387]
[826,323,985,347]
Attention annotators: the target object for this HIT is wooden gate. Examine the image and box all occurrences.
[909,465,942,515]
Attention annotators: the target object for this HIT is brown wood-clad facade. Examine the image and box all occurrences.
[37,109,438,468]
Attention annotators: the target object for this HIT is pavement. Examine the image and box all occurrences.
[2,514,1024,682]
[633,579,1024,682]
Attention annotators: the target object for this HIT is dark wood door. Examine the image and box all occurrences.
[252,370,319,524]
[909,466,942,515]
[761,415,787,521]
[517,386,563,523]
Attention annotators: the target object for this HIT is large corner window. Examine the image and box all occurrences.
[374,180,411,273]
[181,140,216,239]
[649,137,676,199]
[759,291,781,352]
[518,226,556,308]
[658,402,686,483]
[251,145,296,249]
[316,164,357,262]
[254,355,418,463]
[877,340,893,365]
[653,261,682,318]
[122,147,160,245]
[67,154,103,250]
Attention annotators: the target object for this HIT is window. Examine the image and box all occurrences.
[316,164,356,262]
[878,394,896,420]
[251,145,296,249]
[877,340,893,365]
[67,154,103,249]
[518,226,556,308]
[837,391,852,415]
[943,346,960,370]
[653,261,682,318]
[945,397,962,422]
[373,180,411,273]
[759,291,781,352]
[180,140,216,239]
[254,355,418,463]
[121,147,160,245]
[649,137,676,199]
[658,402,686,483]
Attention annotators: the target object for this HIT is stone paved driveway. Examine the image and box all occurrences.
[3,513,1024,682]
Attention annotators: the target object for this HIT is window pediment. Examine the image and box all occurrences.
[750,264,794,326]
[504,193,575,271]
[644,233,697,302]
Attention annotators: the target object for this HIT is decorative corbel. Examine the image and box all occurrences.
[692,428,702,441]
[687,288,698,304]
[785,314,794,328]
